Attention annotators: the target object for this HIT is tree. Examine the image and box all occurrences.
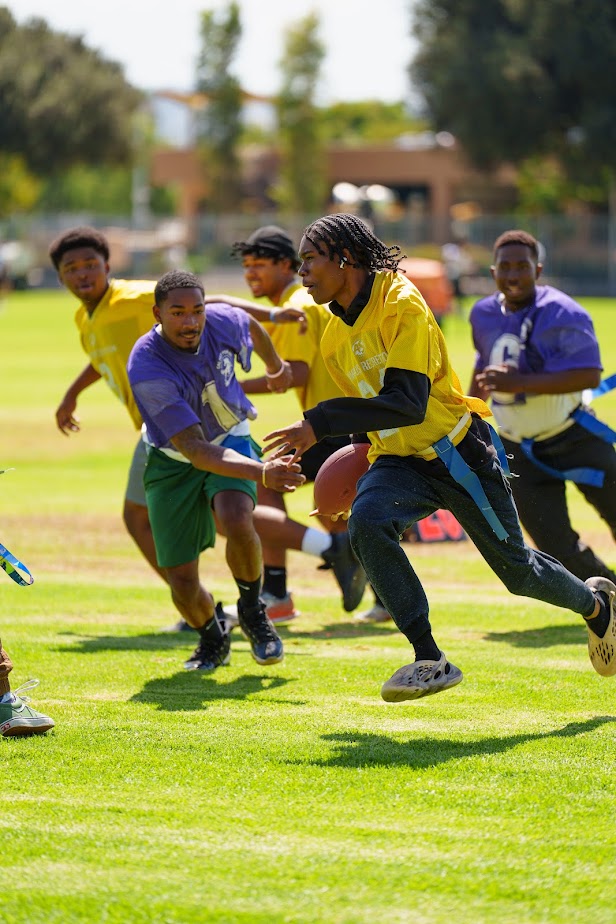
[195,3,243,213]
[275,13,326,215]
[410,0,616,191]
[0,155,41,218]
[0,7,141,175]
[320,101,426,145]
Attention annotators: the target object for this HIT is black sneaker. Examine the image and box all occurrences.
[319,533,367,612]
[237,600,284,665]
[184,604,231,671]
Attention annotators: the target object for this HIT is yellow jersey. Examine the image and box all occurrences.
[320,272,489,462]
[74,279,155,428]
[266,282,345,411]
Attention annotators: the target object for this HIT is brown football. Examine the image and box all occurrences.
[312,442,371,516]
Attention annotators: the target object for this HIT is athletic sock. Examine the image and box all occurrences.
[235,576,262,612]
[263,566,287,599]
[584,591,611,638]
[412,629,441,663]
[301,527,332,558]
[0,691,14,704]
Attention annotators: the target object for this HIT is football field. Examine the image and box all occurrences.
[1,290,616,923]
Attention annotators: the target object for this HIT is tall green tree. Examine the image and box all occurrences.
[0,7,141,175]
[195,3,243,213]
[410,0,616,191]
[275,13,326,215]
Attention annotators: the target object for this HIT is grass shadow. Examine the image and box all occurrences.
[484,623,585,648]
[131,671,299,711]
[296,716,616,769]
[289,621,396,640]
[55,630,197,654]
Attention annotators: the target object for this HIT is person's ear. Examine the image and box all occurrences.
[153,304,162,322]
[535,262,543,280]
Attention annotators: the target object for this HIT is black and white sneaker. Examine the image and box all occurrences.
[184,604,231,672]
[319,532,367,612]
[237,600,284,665]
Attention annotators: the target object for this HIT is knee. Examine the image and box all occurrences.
[217,504,256,543]
[166,566,199,603]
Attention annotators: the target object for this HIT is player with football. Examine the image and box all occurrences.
[263,213,616,701]
[225,225,367,621]
[127,269,305,672]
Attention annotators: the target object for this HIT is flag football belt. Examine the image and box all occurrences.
[0,541,34,586]
[432,419,511,542]
[519,373,616,489]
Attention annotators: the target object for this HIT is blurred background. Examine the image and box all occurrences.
[1,0,615,302]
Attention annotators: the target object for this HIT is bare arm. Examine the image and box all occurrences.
[204,294,307,331]
[170,424,305,493]
[475,365,600,396]
[247,317,293,393]
[241,359,309,395]
[55,363,103,435]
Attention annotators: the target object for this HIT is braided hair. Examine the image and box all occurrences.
[302,213,404,272]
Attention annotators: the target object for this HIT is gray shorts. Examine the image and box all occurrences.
[125,437,148,506]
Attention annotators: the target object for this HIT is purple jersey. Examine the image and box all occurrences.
[470,285,602,440]
[127,304,257,450]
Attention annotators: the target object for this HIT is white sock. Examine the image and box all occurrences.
[301,527,332,558]
[0,691,15,704]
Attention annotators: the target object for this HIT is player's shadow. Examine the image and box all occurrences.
[289,621,396,640]
[483,623,584,648]
[131,672,300,712]
[55,630,197,655]
[55,626,305,656]
[294,715,616,770]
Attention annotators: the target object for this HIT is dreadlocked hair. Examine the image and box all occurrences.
[302,213,404,272]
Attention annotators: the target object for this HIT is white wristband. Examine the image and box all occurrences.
[269,309,278,323]
[266,363,286,379]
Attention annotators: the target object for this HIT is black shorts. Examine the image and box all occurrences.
[301,435,352,483]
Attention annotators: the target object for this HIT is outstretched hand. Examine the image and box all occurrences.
[263,419,317,464]
[272,307,308,334]
[262,455,306,493]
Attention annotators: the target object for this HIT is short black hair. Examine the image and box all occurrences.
[49,226,110,269]
[302,213,404,272]
[231,225,300,271]
[154,270,204,306]
[493,230,540,262]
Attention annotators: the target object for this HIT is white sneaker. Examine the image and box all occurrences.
[353,602,391,623]
[381,652,463,702]
[584,577,616,676]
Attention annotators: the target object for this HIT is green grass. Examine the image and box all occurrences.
[1,290,616,923]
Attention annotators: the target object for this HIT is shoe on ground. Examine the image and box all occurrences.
[319,532,367,612]
[380,652,463,702]
[184,603,231,672]
[0,680,55,737]
[237,600,284,665]
[584,576,616,676]
[160,618,196,633]
[223,591,299,628]
[353,602,392,624]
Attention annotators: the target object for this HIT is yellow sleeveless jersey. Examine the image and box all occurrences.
[266,282,345,411]
[320,272,490,462]
[74,279,155,429]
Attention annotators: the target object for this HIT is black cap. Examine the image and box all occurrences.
[231,225,299,265]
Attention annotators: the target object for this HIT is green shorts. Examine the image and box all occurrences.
[144,435,260,569]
